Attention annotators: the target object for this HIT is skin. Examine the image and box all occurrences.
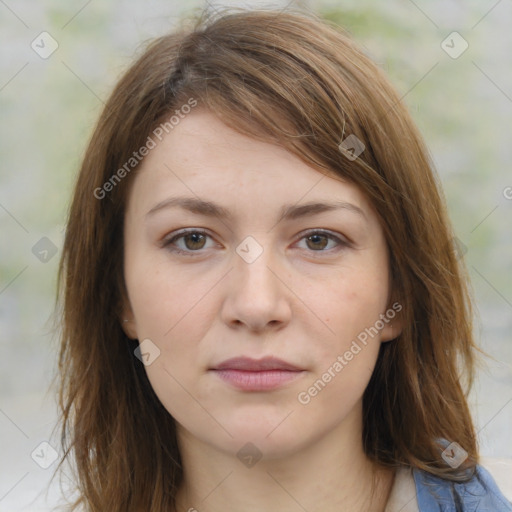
[122,109,402,512]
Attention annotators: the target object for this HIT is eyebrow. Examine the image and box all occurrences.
[145,196,367,223]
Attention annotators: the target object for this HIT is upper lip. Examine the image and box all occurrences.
[211,356,303,371]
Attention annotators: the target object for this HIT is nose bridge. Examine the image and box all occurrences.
[222,233,291,330]
[234,234,279,295]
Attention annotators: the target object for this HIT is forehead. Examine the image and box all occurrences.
[125,109,375,221]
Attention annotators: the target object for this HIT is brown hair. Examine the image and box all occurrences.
[55,7,481,511]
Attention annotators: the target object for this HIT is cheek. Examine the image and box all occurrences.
[127,262,218,425]
[313,267,389,346]
[295,277,387,421]
[127,255,217,340]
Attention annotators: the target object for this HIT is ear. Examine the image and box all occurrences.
[120,300,138,340]
[380,322,402,342]
[380,301,404,343]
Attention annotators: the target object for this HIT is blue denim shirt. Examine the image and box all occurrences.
[413,464,512,511]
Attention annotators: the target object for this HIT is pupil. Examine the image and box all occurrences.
[187,233,204,249]
[309,234,327,250]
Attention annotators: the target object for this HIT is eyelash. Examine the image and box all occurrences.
[161,229,350,257]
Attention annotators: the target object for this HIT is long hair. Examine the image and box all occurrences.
[55,7,481,511]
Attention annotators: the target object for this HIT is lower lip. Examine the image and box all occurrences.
[211,369,304,391]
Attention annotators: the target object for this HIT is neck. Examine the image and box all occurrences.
[173,406,395,512]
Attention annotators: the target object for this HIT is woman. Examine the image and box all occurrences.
[55,7,512,511]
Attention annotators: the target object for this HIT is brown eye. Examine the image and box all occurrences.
[163,229,213,255]
[181,232,207,250]
[297,230,348,253]
[305,233,329,250]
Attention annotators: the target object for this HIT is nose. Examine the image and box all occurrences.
[220,240,292,333]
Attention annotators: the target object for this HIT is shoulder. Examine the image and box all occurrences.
[412,461,512,511]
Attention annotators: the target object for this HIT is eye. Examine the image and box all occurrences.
[162,228,349,257]
[162,229,215,255]
[295,230,349,253]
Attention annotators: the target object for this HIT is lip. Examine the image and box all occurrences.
[209,356,305,391]
[212,356,303,372]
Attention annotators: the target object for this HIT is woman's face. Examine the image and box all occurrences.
[122,109,399,459]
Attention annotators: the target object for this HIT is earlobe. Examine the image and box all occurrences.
[380,310,403,342]
[380,300,403,342]
[380,319,402,343]
[120,305,138,340]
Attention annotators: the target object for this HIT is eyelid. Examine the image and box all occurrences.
[161,228,215,254]
[296,228,352,246]
[161,228,352,256]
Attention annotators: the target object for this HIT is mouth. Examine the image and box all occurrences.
[209,356,306,391]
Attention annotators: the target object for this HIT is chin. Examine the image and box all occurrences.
[220,431,305,462]
[209,409,311,458]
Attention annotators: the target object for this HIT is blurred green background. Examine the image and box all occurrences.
[1,0,511,509]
